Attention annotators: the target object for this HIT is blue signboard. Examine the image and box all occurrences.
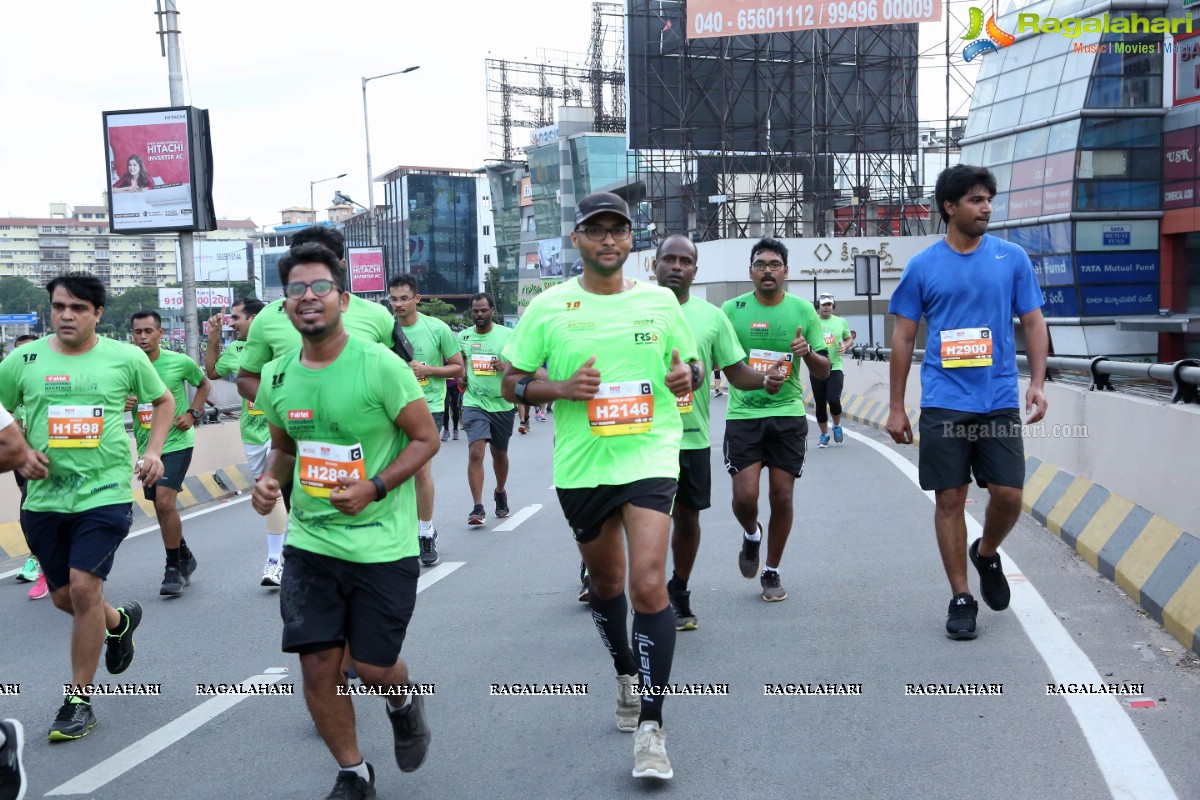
[1103,230,1131,246]
[0,313,37,325]
[1076,252,1159,285]
[1031,255,1075,288]
[1041,286,1080,317]
[1079,284,1158,316]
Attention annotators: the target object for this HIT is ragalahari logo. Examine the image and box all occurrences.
[962,7,1016,62]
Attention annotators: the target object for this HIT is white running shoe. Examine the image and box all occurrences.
[616,674,639,732]
[632,720,673,779]
[260,558,283,587]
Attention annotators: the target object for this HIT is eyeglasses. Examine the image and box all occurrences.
[285,279,337,300]
[576,224,632,241]
[751,261,786,272]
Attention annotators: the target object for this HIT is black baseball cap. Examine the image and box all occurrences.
[575,192,632,226]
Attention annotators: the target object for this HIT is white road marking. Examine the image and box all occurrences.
[841,424,1179,800]
[46,670,289,796]
[418,561,465,590]
[0,495,253,581]
[493,504,542,532]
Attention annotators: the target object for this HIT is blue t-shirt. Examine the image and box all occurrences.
[889,234,1043,413]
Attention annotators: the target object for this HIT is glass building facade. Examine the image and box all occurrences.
[960,2,1166,339]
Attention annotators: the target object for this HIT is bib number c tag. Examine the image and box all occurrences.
[748,349,792,379]
[940,327,993,368]
[676,391,693,414]
[471,354,500,377]
[298,441,366,498]
[137,403,154,430]
[587,381,653,436]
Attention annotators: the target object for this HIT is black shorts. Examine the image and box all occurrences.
[462,406,515,452]
[20,503,133,591]
[723,416,808,477]
[279,546,420,668]
[143,448,193,500]
[917,407,1025,491]
[556,478,677,544]
[676,448,711,511]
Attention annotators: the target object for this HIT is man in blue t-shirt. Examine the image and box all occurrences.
[886,164,1049,641]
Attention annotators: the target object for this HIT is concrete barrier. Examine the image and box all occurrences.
[814,358,1200,655]
[0,419,253,561]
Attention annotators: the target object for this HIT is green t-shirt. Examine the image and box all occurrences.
[457,324,514,413]
[134,348,205,456]
[239,294,394,375]
[503,279,699,489]
[257,337,425,564]
[678,297,746,450]
[403,313,460,411]
[214,340,270,446]
[819,314,853,372]
[721,292,826,420]
[0,336,166,513]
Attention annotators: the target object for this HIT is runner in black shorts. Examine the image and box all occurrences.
[502,192,701,780]
[0,273,172,743]
[252,244,440,798]
[887,164,1049,640]
[653,234,785,629]
[721,239,829,602]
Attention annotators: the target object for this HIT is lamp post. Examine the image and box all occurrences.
[309,173,346,223]
[362,65,420,245]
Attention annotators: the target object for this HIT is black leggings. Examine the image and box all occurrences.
[811,370,845,425]
[443,389,463,431]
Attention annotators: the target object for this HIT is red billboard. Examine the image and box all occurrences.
[347,247,386,294]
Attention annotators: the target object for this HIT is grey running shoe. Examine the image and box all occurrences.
[668,580,697,631]
[760,570,787,602]
[0,718,27,798]
[616,675,639,732]
[105,601,142,674]
[325,762,375,799]
[632,720,673,780]
[48,697,96,742]
[160,565,184,596]
[419,534,440,568]
[946,593,979,640]
[180,550,197,584]
[738,524,762,578]
[387,694,431,773]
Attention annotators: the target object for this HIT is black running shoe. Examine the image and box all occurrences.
[578,574,591,603]
[180,550,197,585]
[468,505,486,526]
[494,490,510,518]
[760,570,787,602]
[325,762,376,799]
[668,582,698,631]
[969,539,1011,611]
[160,565,184,596]
[48,697,96,742]
[738,524,762,579]
[946,593,979,640]
[387,694,431,773]
[419,534,440,568]
[0,718,26,798]
[105,601,142,674]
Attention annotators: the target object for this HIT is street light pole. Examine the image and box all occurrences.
[309,173,346,223]
[362,65,420,245]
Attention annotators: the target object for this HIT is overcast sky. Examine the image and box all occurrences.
[1,1,973,230]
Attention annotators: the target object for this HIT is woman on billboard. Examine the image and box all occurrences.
[112,154,155,192]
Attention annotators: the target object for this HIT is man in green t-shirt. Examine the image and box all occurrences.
[652,234,785,631]
[251,244,439,799]
[0,273,173,743]
[205,298,289,587]
[721,238,830,602]
[502,192,700,781]
[457,292,515,526]
[388,275,464,567]
[130,311,211,597]
[813,292,855,448]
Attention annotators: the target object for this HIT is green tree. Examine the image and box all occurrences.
[419,297,469,331]
[483,267,505,325]
[0,276,51,334]
[98,286,162,337]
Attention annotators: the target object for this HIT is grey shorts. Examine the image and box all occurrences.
[462,406,515,452]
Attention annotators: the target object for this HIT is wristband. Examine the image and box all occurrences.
[514,376,535,405]
[371,476,388,502]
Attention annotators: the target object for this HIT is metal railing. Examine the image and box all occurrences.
[849,346,1200,405]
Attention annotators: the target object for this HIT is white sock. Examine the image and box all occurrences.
[763,565,779,575]
[387,693,413,713]
[266,534,284,561]
[744,526,762,542]
[340,760,370,781]
[419,519,433,537]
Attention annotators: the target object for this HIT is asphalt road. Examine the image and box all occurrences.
[2,404,1198,800]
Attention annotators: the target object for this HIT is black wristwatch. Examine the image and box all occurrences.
[689,363,703,390]
[187,408,202,421]
[371,476,388,502]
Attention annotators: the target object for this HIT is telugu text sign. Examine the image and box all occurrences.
[687,0,940,39]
